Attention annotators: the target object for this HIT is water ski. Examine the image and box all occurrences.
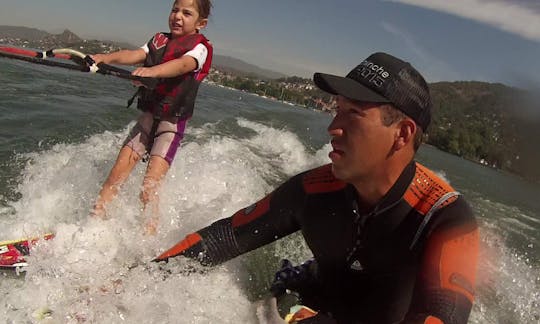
[0,233,54,274]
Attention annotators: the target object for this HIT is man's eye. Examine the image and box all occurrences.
[350,108,361,114]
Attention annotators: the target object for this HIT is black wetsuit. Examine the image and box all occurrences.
[155,161,479,324]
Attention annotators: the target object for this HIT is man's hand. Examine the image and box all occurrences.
[270,259,318,297]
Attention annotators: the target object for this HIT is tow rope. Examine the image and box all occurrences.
[0,46,158,89]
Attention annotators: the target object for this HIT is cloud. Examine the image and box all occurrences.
[381,21,464,81]
[381,21,431,61]
[390,0,540,42]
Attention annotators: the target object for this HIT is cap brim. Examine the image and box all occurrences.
[313,73,390,103]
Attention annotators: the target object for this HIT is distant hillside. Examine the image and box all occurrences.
[2,26,539,181]
[42,29,81,43]
[0,25,286,80]
[428,81,540,182]
[0,26,124,53]
[0,25,49,41]
[212,55,286,80]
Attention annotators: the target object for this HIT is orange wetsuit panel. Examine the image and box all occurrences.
[421,225,479,302]
[231,194,272,228]
[404,163,458,215]
[155,232,202,261]
[303,164,346,194]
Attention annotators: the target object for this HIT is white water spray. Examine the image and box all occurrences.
[0,119,330,323]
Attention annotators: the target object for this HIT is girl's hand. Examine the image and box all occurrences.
[90,54,109,64]
[132,67,156,78]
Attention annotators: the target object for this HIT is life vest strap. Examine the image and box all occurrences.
[127,87,142,108]
[409,191,461,250]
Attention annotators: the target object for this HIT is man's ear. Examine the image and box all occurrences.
[393,118,416,151]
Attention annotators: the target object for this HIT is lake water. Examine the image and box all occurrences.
[1,58,539,323]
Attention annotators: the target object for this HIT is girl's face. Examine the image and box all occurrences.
[169,0,208,37]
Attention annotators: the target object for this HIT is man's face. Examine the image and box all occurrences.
[327,95,397,182]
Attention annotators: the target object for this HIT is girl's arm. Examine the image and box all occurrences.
[91,48,147,66]
[131,55,198,78]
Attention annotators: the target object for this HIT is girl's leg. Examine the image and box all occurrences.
[92,146,141,218]
[140,155,170,235]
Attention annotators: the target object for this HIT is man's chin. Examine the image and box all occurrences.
[330,163,348,181]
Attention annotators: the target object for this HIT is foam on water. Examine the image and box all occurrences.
[470,197,540,324]
[2,114,538,323]
[0,119,330,323]
[429,167,538,323]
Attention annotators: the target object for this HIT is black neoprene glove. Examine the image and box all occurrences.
[270,258,319,298]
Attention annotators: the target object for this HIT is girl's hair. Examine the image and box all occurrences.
[195,0,213,19]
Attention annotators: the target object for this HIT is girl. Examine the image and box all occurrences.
[91,0,213,235]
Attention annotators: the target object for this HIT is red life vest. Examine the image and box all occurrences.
[137,32,213,119]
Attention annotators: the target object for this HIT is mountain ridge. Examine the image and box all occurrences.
[0,25,286,80]
[1,26,539,182]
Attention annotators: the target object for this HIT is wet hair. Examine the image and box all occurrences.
[194,0,212,19]
[380,104,424,151]
[172,0,212,19]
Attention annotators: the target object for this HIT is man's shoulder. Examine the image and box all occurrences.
[300,164,347,194]
[414,162,455,192]
[403,162,460,215]
[435,195,476,225]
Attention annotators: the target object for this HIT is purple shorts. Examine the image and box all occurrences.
[123,112,187,165]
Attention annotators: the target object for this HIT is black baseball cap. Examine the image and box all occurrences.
[313,52,432,130]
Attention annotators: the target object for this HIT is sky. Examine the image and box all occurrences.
[1,0,540,89]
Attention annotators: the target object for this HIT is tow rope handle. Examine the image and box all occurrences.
[0,46,159,89]
[80,54,99,73]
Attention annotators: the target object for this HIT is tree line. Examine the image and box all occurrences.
[428,81,540,182]
[212,75,540,183]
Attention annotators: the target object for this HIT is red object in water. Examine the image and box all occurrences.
[0,233,55,268]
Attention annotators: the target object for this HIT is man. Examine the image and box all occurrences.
[154,52,479,323]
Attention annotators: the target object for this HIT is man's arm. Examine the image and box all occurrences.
[154,173,307,265]
[404,200,479,324]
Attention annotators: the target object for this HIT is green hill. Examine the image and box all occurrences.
[1,26,539,182]
[428,81,540,182]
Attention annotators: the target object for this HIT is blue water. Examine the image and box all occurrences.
[0,57,539,323]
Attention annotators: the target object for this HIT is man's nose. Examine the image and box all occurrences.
[327,116,343,137]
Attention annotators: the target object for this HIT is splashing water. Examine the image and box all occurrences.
[1,116,538,323]
[0,119,329,323]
